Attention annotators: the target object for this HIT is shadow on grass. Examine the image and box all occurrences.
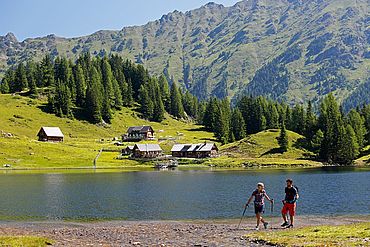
[37,103,93,123]
[260,148,283,157]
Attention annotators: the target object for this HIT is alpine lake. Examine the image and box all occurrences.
[0,167,369,221]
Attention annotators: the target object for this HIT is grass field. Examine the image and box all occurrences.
[0,236,53,247]
[247,222,370,247]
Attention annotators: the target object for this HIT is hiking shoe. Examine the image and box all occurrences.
[287,224,294,228]
[255,226,260,231]
[263,222,269,229]
[281,221,289,227]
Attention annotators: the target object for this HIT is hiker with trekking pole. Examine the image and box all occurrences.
[240,182,274,231]
[281,178,299,228]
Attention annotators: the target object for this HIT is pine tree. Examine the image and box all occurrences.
[338,125,359,164]
[152,83,165,122]
[319,93,344,163]
[266,103,279,129]
[15,63,28,92]
[0,78,10,93]
[158,75,171,111]
[203,98,218,131]
[230,108,246,141]
[305,101,317,142]
[74,64,86,107]
[26,60,37,96]
[124,78,134,106]
[214,103,229,144]
[347,109,366,149]
[40,55,54,87]
[169,82,184,119]
[361,105,370,145]
[52,80,73,118]
[85,67,102,123]
[138,84,154,120]
[112,78,123,109]
[277,122,289,152]
[311,129,324,154]
[291,105,305,135]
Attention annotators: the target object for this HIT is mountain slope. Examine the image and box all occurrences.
[0,0,369,106]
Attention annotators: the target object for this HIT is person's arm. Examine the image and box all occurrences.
[294,188,299,200]
[264,193,274,203]
[245,195,253,207]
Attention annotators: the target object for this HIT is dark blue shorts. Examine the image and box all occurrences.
[254,204,265,214]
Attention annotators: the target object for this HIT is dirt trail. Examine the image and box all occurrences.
[0,216,368,246]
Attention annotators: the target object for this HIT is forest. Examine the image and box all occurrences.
[1,54,369,165]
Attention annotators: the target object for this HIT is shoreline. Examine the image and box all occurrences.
[0,216,368,246]
[1,164,369,173]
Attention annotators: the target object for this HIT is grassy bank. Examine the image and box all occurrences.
[247,222,370,246]
[0,236,53,247]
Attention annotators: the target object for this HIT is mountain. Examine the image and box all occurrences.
[0,0,369,108]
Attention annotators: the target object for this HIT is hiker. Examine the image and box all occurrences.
[281,178,299,228]
[245,182,274,230]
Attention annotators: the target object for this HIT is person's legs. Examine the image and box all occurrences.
[288,203,296,227]
[281,203,289,226]
[256,213,261,227]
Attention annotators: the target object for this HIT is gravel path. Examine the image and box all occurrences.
[0,216,368,246]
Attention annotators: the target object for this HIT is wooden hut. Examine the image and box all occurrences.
[37,127,64,142]
[132,144,163,158]
[171,143,218,158]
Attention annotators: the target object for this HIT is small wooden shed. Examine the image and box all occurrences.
[37,127,64,142]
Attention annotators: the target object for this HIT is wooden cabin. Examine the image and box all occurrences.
[37,127,64,142]
[132,144,163,158]
[171,143,218,158]
[123,126,155,141]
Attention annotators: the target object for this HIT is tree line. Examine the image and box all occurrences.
[0,54,199,123]
[201,94,370,165]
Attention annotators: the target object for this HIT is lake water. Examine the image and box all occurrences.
[0,168,369,221]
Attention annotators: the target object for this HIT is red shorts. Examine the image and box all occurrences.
[282,203,296,216]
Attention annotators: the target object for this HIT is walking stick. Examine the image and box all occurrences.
[271,199,274,214]
[237,205,248,229]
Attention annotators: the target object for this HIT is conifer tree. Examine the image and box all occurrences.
[230,108,246,141]
[277,122,289,152]
[138,84,154,120]
[338,125,359,164]
[15,63,28,92]
[319,93,343,163]
[86,67,102,123]
[0,79,10,93]
[74,64,86,107]
[158,75,171,111]
[26,61,37,96]
[305,101,317,142]
[40,55,54,87]
[169,82,184,119]
[311,129,324,154]
[152,83,165,122]
[361,105,370,145]
[347,109,366,149]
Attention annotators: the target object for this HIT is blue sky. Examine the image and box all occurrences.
[1,0,238,41]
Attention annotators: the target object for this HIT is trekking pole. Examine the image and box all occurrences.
[237,205,248,229]
[271,199,274,214]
